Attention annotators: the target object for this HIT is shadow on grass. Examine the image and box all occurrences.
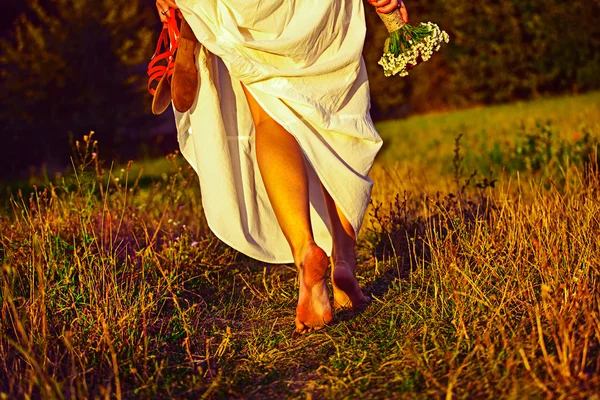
[336,182,497,325]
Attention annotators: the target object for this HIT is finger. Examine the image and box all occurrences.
[161,0,178,12]
[157,0,177,10]
[399,1,409,22]
[156,0,169,13]
[156,0,170,22]
[369,0,390,6]
[156,0,179,20]
[377,0,400,14]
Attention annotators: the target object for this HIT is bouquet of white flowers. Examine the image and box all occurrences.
[377,4,450,77]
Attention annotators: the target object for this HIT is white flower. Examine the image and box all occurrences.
[378,22,449,77]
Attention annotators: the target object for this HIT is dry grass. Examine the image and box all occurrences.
[2,95,600,398]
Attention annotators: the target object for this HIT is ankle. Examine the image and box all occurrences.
[292,239,316,268]
[331,246,356,264]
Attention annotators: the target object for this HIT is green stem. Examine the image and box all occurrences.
[387,23,434,56]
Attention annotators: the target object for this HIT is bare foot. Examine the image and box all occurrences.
[330,257,371,311]
[295,243,332,334]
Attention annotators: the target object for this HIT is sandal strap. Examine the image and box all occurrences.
[166,12,180,52]
[151,27,169,59]
[147,8,181,95]
[147,58,175,95]
[147,52,171,76]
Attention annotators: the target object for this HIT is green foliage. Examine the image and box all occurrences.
[488,121,600,182]
[2,0,599,179]
[364,0,600,118]
[0,0,155,179]
[373,91,600,184]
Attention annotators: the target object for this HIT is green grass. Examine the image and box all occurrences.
[2,92,600,398]
[375,91,600,186]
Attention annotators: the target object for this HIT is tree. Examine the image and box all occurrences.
[0,0,156,180]
[362,0,600,119]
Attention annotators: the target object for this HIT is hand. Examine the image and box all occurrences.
[368,0,409,22]
[156,0,178,23]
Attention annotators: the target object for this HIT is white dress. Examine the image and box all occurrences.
[174,0,383,263]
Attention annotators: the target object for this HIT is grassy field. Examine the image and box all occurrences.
[372,90,600,191]
[1,92,600,398]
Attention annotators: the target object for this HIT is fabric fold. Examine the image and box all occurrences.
[173,0,383,263]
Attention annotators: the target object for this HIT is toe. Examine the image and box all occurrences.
[333,298,352,310]
[295,317,327,334]
[295,318,308,334]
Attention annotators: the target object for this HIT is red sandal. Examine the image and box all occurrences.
[147,9,180,115]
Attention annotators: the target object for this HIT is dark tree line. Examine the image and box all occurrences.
[1,0,599,180]
[0,0,156,180]
[364,0,600,117]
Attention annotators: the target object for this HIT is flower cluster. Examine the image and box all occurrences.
[378,22,450,77]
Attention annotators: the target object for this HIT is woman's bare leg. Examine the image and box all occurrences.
[319,184,371,310]
[241,85,332,333]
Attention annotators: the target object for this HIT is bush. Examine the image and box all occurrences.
[487,121,599,185]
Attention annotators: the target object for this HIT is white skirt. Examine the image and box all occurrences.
[174,0,383,263]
